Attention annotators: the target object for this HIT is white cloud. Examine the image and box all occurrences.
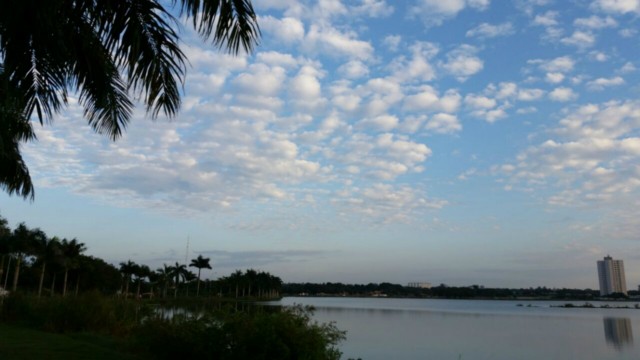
[404,86,461,113]
[232,64,287,96]
[464,94,497,109]
[351,0,394,17]
[561,31,596,48]
[500,100,640,211]
[306,24,374,60]
[410,0,490,26]
[591,0,640,14]
[289,65,327,109]
[425,113,463,134]
[618,62,636,73]
[260,16,305,43]
[466,22,515,38]
[338,60,370,79]
[589,51,608,62]
[545,72,565,83]
[549,87,578,102]
[359,114,400,131]
[389,42,439,83]
[532,11,559,26]
[440,45,484,81]
[619,28,638,37]
[383,35,402,51]
[586,76,625,90]
[517,88,546,101]
[532,56,576,73]
[574,15,618,29]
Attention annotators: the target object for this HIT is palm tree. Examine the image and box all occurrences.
[0,0,260,199]
[134,264,151,299]
[60,238,86,296]
[169,262,188,298]
[119,260,137,299]
[9,223,45,292]
[156,264,172,298]
[0,215,11,287]
[33,236,62,297]
[189,255,212,296]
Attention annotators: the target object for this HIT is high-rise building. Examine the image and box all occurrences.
[597,256,627,296]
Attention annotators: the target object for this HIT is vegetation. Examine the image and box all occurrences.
[283,282,624,300]
[0,0,260,199]
[0,294,344,359]
[0,213,344,359]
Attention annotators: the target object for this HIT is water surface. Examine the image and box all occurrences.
[268,297,640,359]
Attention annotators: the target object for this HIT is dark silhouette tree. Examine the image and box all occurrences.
[60,238,86,296]
[119,260,137,299]
[189,255,212,296]
[33,236,62,297]
[0,0,260,198]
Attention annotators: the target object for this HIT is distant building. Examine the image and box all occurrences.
[407,282,432,289]
[597,256,627,296]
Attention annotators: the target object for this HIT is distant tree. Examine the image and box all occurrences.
[169,262,189,298]
[60,238,86,296]
[119,260,138,299]
[189,255,212,296]
[33,236,62,297]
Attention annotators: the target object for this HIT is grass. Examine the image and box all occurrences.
[0,324,142,360]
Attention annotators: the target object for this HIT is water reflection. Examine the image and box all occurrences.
[603,317,634,350]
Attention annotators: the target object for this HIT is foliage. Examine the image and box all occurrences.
[0,0,259,198]
[137,305,344,360]
[0,291,149,334]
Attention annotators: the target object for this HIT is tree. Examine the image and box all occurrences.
[0,0,259,199]
[119,260,137,299]
[33,236,62,297]
[59,238,86,296]
[189,255,212,296]
[8,223,45,292]
[169,262,189,298]
[0,215,11,287]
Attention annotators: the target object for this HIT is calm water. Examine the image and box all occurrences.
[267,297,640,360]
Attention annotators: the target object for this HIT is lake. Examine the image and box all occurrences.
[266,297,640,360]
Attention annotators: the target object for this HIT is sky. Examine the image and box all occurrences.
[2,0,640,289]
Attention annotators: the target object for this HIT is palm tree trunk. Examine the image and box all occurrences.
[75,274,80,296]
[0,255,4,287]
[124,278,130,299]
[3,257,10,289]
[50,273,56,296]
[38,263,46,297]
[196,268,201,297]
[62,268,69,297]
[11,255,21,292]
[136,281,141,299]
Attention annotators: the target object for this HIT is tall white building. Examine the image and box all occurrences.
[597,256,627,296]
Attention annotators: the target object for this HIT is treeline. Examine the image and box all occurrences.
[0,215,281,299]
[283,283,628,300]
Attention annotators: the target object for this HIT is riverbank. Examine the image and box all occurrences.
[0,293,344,360]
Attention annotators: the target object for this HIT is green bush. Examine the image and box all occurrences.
[0,292,148,334]
[136,305,345,360]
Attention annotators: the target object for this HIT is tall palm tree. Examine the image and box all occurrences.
[0,0,259,199]
[33,236,62,297]
[156,264,172,298]
[0,215,11,287]
[189,255,212,296]
[119,260,137,299]
[134,264,151,299]
[9,223,45,292]
[169,262,188,298]
[60,238,86,297]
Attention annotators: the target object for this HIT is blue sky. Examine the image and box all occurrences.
[2,0,640,288]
